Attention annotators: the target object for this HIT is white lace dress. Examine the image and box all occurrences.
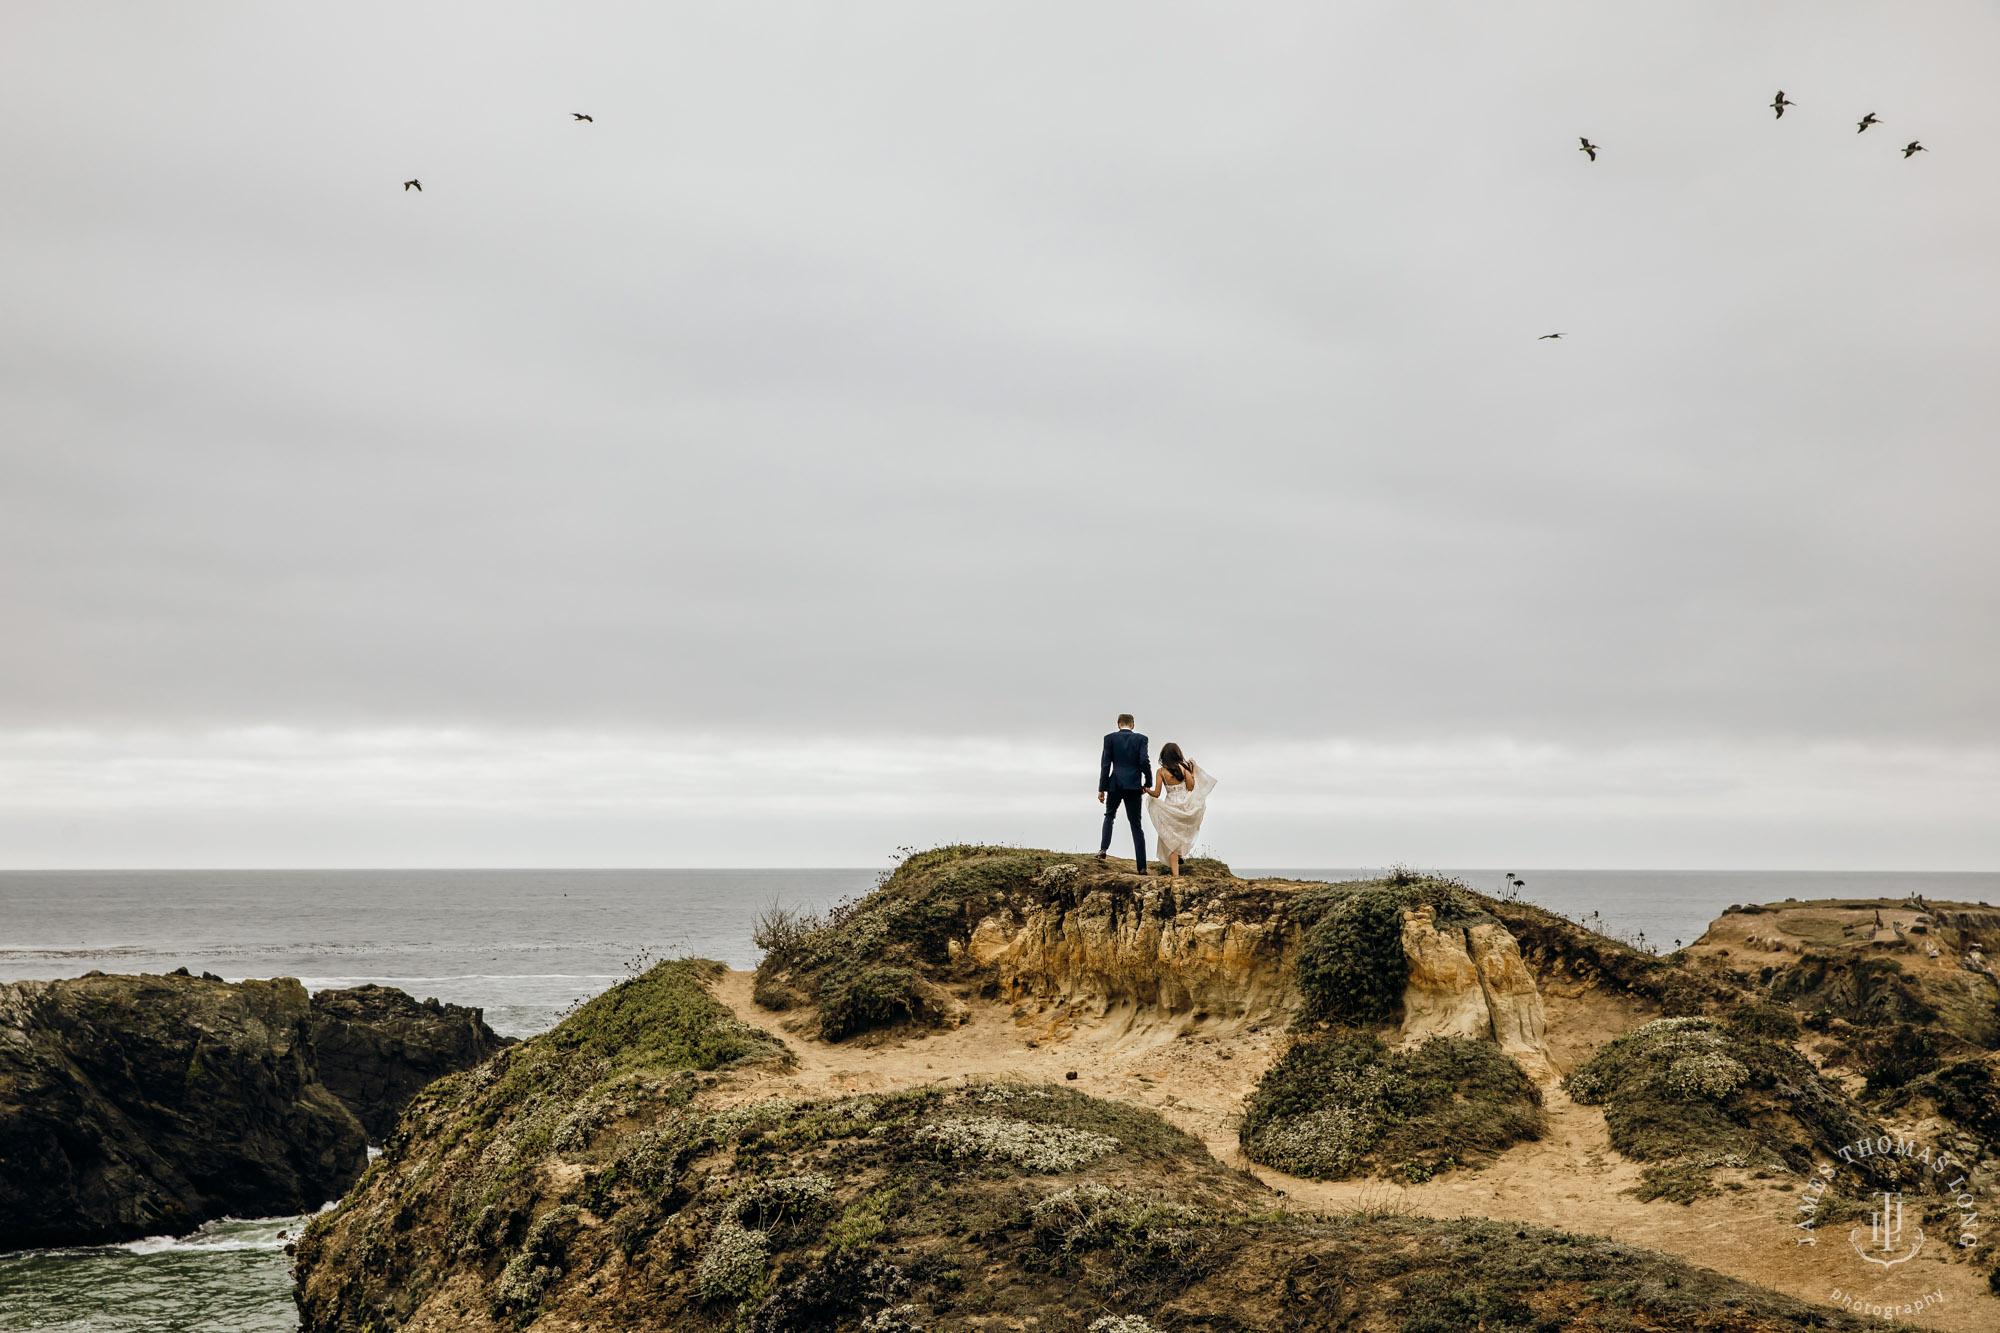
[1147,762,1217,862]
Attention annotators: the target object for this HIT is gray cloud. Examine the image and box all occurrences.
[2,3,1998,862]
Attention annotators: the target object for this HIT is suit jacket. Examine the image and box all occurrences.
[1099,730,1152,793]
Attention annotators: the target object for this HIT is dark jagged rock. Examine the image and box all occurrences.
[0,972,366,1251]
[309,985,513,1142]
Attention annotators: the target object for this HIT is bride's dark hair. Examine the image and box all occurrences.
[1159,742,1189,782]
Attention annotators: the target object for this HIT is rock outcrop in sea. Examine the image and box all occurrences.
[0,972,365,1251]
[0,972,512,1251]
[309,984,513,1142]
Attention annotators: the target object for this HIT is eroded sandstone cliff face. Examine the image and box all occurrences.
[0,972,366,1250]
[756,849,1562,1085]
[1397,907,1555,1077]
[964,871,1298,1032]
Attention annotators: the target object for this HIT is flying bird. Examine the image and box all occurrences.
[1578,137,1598,161]
[1771,91,1796,118]
[1857,112,1880,133]
[1903,140,1926,158]
[572,113,593,122]
[1538,333,1564,340]
[403,179,422,191]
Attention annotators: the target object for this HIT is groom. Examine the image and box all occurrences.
[1096,713,1151,874]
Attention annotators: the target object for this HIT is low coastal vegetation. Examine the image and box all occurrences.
[288,850,2000,1324]
[1286,872,1482,1026]
[1236,873,1545,1182]
[1564,1013,1897,1201]
[1239,1030,1544,1181]
[296,954,1889,1332]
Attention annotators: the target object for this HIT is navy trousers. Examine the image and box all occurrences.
[1100,788,1147,872]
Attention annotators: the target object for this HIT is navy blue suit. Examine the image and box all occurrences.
[1098,729,1152,871]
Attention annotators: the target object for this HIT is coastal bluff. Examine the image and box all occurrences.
[297,848,2000,1331]
[0,971,507,1251]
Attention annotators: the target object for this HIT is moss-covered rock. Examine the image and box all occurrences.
[0,972,366,1251]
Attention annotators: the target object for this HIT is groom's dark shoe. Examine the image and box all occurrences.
[1094,850,1106,861]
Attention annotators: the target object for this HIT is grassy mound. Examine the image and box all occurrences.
[1285,872,1484,1026]
[547,958,788,1076]
[1564,1016,1894,1192]
[1239,1031,1544,1181]
[753,845,1062,1040]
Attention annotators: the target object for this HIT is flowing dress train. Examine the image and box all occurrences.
[1147,762,1216,863]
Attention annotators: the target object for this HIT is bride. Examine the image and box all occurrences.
[1146,742,1216,877]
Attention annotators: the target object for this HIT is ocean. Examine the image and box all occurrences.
[4,865,1997,1331]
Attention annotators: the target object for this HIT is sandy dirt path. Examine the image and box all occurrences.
[712,970,1995,1331]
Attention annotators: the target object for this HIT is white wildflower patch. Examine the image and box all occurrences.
[913,1116,1119,1172]
[1035,862,1081,890]
[1242,1061,1394,1177]
[969,1086,1054,1105]
[1566,1017,1731,1104]
[1249,1104,1376,1180]
[494,1205,578,1310]
[696,1224,769,1303]
[550,1095,616,1152]
[1088,1317,1159,1333]
[1665,1052,1748,1100]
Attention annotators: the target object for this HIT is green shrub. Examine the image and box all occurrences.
[1291,878,1478,1026]
[1239,1033,1542,1180]
[697,1224,769,1303]
[546,958,789,1077]
[1725,1000,1800,1042]
[1565,1017,1887,1186]
[818,966,935,1043]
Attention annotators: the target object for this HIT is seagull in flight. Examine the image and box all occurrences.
[1578,137,1598,161]
[1857,112,1880,133]
[1771,90,1796,118]
[403,179,422,191]
[572,113,593,122]
[1538,333,1564,340]
[1903,140,1926,158]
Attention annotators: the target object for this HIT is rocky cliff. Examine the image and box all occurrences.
[754,848,1555,1074]
[309,985,513,1142]
[1400,906,1555,1078]
[0,972,366,1251]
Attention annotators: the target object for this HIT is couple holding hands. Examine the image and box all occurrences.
[1095,713,1217,877]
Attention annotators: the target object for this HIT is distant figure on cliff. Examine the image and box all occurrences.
[1147,742,1217,878]
[1097,713,1151,873]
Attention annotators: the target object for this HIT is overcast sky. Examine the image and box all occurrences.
[3,3,1997,868]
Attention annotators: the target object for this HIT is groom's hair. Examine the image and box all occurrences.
[1116,714,1134,728]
